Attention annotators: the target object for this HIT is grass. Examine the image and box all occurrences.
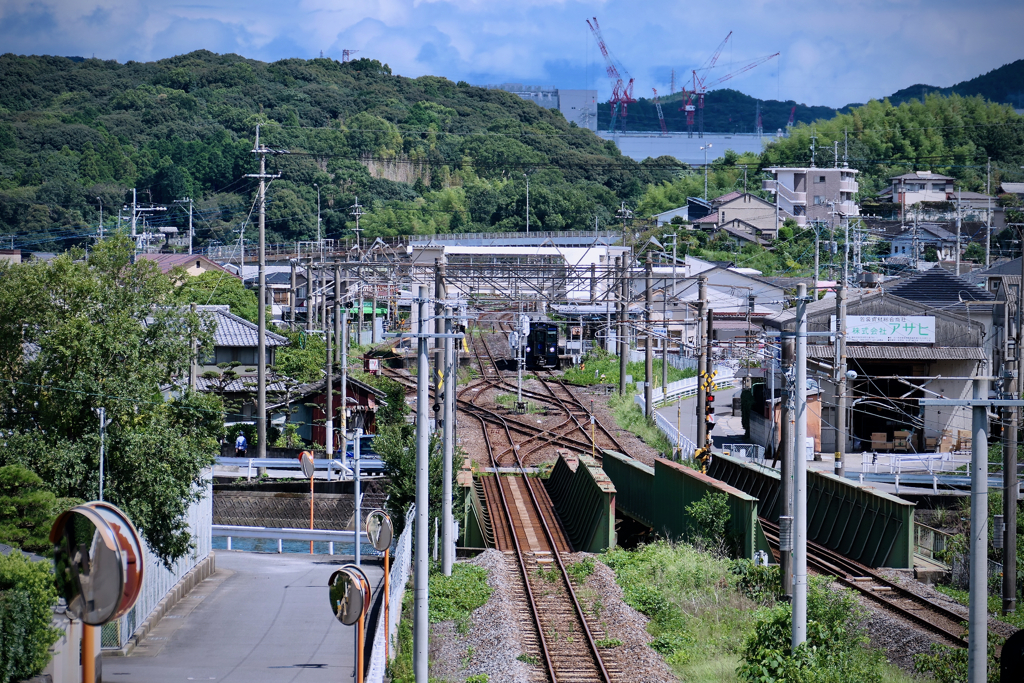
[563,349,696,388]
[429,562,493,633]
[933,583,1024,630]
[494,393,543,414]
[608,392,681,461]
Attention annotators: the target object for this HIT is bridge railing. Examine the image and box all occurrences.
[367,505,416,683]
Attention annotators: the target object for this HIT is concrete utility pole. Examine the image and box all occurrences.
[1004,338,1018,616]
[334,265,342,364]
[305,260,313,332]
[835,285,847,476]
[780,327,795,600]
[325,296,333,459]
[701,144,712,199]
[414,286,430,682]
[350,197,364,252]
[969,378,989,682]
[662,234,677,396]
[340,309,348,439]
[645,255,654,417]
[189,303,198,390]
[696,276,709,450]
[96,196,103,240]
[955,187,962,275]
[354,427,362,567]
[617,257,628,396]
[435,259,445,391]
[289,262,297,330]
[590,263,597,304]
[524,173,530,235]
[813,222,820,300]
[986,158,992,268]
[792,283,809,648]
[442,307,455,576]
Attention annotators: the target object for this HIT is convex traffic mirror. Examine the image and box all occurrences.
[299,450,315,478]
[328,565,370,625]
[50,502,144,626]
[366,510,393,552]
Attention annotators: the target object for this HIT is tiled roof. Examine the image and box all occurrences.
[978,257,1022,277]
[195,305,290,347]
[889,171,954,181]
[139,253,235,276]
[1000,182,1024,194]
[712,191,743,204]
[885,267,995,308]
[807,345,986,361]
[694,214,719,224]
[191,376,292,393]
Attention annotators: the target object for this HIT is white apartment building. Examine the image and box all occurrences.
[885,171,954,205]
[763,166,860,227]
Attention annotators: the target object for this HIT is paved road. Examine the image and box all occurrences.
[655,385,744,448]
[106,552,384,683]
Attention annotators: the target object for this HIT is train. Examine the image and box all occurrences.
[524,322,561,370]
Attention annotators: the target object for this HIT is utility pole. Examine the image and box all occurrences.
[792,283,809,648]
[618,256,628,396]
[1006,244,1024,615]
[174,197,194,255]
[645,254,654,417]
[289,262,297,330]
[314,183,322,243]
[325,291,334,460]
[354,427,362,567]
[969,378,990,683]
[96,197,103,240]
[955,187,962,275]
[696,276,709,449]
[442,306,455,576]
[834,285,847,476]
[780,326,795,601]
[305,260,314,332]
[350,197,365,252]
[334,265,342,364]
[340,308,348,440]
[246,125,281,463]
[435,260,446,409]
[813,222,820,300]
[413,286,429,682]
[701,144,712,199]
[986,158,992,268]
[524,173,530,235]
[663,234,678,395]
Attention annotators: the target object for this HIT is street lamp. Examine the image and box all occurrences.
[523,173,530,235]
[701,144,713,200]
[313,183,322,243]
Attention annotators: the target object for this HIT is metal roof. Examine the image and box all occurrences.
[886,267,994,308]
[807,345,986,361]
[196,305,290,347]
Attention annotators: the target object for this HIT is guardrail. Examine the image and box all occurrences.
[859,451,970,475]
[214,456,386,480]
[634,393,698,461]
[212,525,370,554]
[366,506,416,683]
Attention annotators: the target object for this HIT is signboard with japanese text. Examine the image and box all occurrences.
[830,315,935,344]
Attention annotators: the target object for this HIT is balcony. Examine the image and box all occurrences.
[840,180,858,193]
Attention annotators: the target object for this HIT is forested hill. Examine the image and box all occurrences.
[0,51,676,251]
[887,59,1024,109]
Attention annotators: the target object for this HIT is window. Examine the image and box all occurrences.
[196,260,201,269]
[932,183,947,191]
[793,205,805,216]
[721,211,726,222]
[815,175,826,183]
[813,196,825,205]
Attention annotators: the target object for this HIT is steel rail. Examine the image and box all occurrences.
[760,519,969,647]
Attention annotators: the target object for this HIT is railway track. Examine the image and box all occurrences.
[471,389,619,682]
[759,519,970,648]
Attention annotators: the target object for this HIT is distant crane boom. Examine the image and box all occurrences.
[586,16,636,133]
[652,88,668,135]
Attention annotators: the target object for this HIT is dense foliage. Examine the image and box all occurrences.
[0,237,223,565]
[0,51,673,250]
[0,550,61,682]
[0,465,74,555]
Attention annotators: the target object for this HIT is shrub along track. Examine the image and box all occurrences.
[759,518,973,649]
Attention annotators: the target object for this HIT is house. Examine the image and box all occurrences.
[280,376,389,448]
[687,196,714,222]
[0,249,20,264]
[651,205,689,226]
[764,166,860,227]
[887,223,959,261]
[138,253,235,278]
[760,289,987,455]
[709,218,772,247]
[883,171,954,207]
[708,192,779,238]
[999,182,1024,199]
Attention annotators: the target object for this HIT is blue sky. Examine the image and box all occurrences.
[1,0,1021,108]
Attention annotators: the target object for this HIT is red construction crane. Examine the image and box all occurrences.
[678,87,697,138]
[652,88,668,135]
[586,17,636,133]
[787,105,797,128]
[689,32,779,138]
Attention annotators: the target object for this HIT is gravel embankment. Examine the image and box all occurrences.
[575,553,678,682]
[429,550,535,683]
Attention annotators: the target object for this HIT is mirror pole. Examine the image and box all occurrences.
[384,547,390,663]
[82,623,97,683]
[309,469,315,554]
[357,607,365,683]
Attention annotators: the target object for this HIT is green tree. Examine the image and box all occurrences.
[0,551,61,681]
[172,268,259,322]
[0,465,71,555]
[0,237,222,565]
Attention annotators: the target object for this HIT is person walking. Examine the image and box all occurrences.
[235,431,248,457]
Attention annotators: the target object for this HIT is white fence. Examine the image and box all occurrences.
[102,472,213,649]
[634,393,698,461]
[860,451,971,475]
[366,505,416,683]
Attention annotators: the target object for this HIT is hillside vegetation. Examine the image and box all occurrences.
[0,51,675,250]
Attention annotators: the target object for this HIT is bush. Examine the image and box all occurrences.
[0,465,65,555]
[0,550,61,681]
[428,563,492,633]
[684,491,730,550]
[736,576,888,683]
